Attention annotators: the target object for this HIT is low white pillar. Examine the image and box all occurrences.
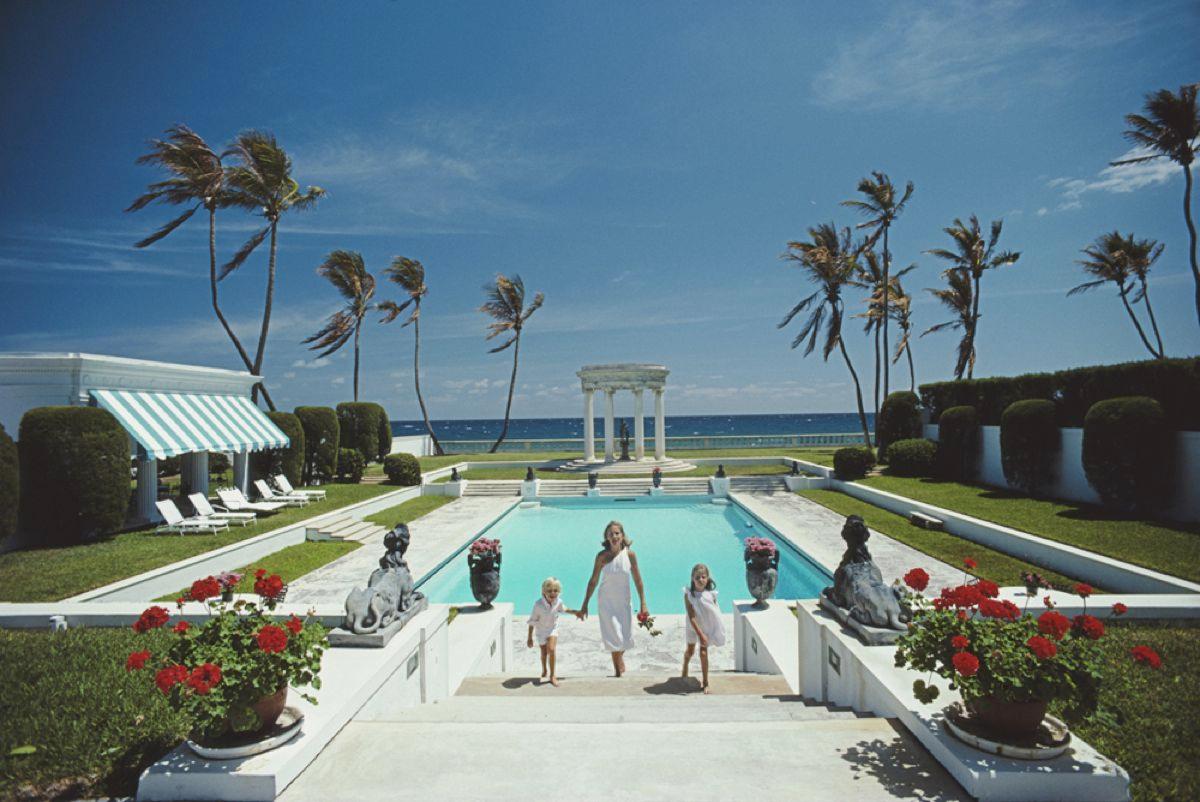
[603,389,615,462]
[654,389,666,460]
[233,451,250,495]
[633,389,645,460]
[136,456,158,522]
[181,452,209,497]
[583,389,596,462]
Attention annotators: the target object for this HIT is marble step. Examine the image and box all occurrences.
[457,671,791,697]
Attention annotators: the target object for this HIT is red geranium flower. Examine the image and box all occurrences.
[255,568,267,579]
[125,649,151,671]
[1073,614,1105,640]
[950,635,970,651]
[956,610,968,621]
[133,606,170,633]
[903,568,930,592]
[932,584,984,611]
[1027,636,1058,660]
[1111,602,1128,617]
[285,615,304,635]
[172,621,191,635]
[978,599,1020,621]
[187,662,222,694]
[975,579,1000,599]
[257,624,289,653]
[963,557,977,570]
[154,664,189,694]
[1037,610,1071,641]
[1074,583,1094,598]
[188,576,222,602]
[1131,645,1162,669]
[254,573,284,600]
[952,651,980,677]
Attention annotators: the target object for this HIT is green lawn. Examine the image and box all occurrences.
[859,475,1200,583]
[0,483,396,603]
[797,489,1095,589]
[363,495,455,527]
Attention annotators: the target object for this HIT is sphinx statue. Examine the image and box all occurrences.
[332,523,429,647]
[820,515,909,642]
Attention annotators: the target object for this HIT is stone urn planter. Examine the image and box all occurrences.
[743,537,780,607]
[187,688,304,759]
[968,697,1049,738]
[467,538,502,609]
[652,468,662,488]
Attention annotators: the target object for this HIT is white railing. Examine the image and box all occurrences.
[437,432,869,454]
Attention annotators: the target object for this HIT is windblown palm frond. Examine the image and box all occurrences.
[380,257,427,327]
[480,274,545,452]
[1071,231,1165,357]
[922,269,975,380]
[303,250,376,398]
[127,124,224,246]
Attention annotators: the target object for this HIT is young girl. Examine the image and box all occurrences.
[527,577,581,686]
[682,563,726,694]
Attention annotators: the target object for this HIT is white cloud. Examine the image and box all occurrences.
[1044,147,1178,212]
[331,376,346,385]
[291,357,332,370]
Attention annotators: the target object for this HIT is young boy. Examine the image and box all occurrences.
[527,576,581,686]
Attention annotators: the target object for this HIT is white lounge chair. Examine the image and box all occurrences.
[254,479,310,507]
[189,493,257,527]
[273,474,326,501]
[154,499,230,535]
[217,487,287,514]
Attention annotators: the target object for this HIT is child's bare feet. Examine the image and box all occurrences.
[549,676,560,687]
[540,668,548,678]
[702,684,711,695]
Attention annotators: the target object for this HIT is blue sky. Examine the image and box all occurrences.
[2,1,1198,421]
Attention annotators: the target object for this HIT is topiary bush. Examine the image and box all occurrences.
[1082,396,1172,512]
[295,406,339,484]
[935,405,980,481]
[370,403,392,462]
[157,455,181,477]
[0,422,18,541]
[383,453,421,486]
[18,406,130,544]
[336,448,365,484]
[885,438,937,477]
[876,391,923,461]
[833,446,875,480]
[1000,399,1059,497]
[337,402,382,464]
[251,412,305,488]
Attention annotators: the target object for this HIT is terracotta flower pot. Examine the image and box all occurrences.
[252,687,289,732]
[968,696,1048,737]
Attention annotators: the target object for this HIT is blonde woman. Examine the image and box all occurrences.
[579,520,649,677]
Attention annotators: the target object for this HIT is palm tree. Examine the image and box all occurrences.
[888,286,917,391]
[220,131,325,408]
[925,215,1020,379]
[843,172,914,401]
[379,257,444,456]
[853,250,917,416]
[1114,84,1200,327]
[480,274,544,454]
[779,223,873,448]
[922,268,976,380]
[1069,231,1165,358]
[126,125,276,407]
[302,251,376,401]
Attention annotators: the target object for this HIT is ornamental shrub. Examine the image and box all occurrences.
[1000,399,1059,497]
[833,446,875,480]
[295,406,339,484]
[876,391,923,461]
[18,406,130,544]
[935,405,980,481]
[157,455,181,477]
[383,453,421,486]
[0,422,17,541]
[337,402,382,464]
[885,438,937,477]
[369,403,392,462]
[336,448,365,484]
[251,412,305,488]
[1082,397,1172,512]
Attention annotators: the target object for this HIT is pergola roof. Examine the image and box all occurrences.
[577,363,669,391]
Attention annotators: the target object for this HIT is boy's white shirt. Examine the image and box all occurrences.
[529,595,565,637]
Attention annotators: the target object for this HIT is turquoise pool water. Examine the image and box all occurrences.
[416,496,831,614]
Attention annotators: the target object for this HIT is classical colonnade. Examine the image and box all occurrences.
[577,363,669,463]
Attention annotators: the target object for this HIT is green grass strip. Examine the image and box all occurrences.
[364,494,454,527]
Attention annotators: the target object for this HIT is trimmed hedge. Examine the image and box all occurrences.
[0,423,17,541]
[885,438,937,477]
[251,412,305,488]
[18,407,129,545]
[919,357,1199,429]
[876,391,922,460]
[370,403,392,462]
[337,402,382,464]
[209,451,230,476]
[336,448,365,484]
[1000,400,1059,497]
[1082,397,1172,512]
[834,446,875,480]
[935,405,980,481]
[295,406,339,484]
[383,453,421,486]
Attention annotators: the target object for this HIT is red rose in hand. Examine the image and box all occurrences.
[133,606,170,633]
[285,615,304,635]
[125,649,151,671]
[1027,636,1058,659]
[952,651,980,677]
[1073,583,1094,598]
[1131,645,1162,669]
[1111,602,1128,617]
[903,568,929,592]
[155,664,189,694]
[257,624,289,653]
[1038,610,1071,640]
[962,557,977,571]
[950,635,970,651]
[637,611,649,624]
[188,576,221,602]
[1073,614,1105,640]
[173,621,190,635]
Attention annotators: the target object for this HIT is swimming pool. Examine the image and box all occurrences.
[415,495,832,614]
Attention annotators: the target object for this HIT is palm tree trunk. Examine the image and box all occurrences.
[835,328,872,449]
[352,319,361,401]
[489,335,521,453]
[872,324,880,419]
[882,226,890,399]
[1119,286,1161,358]
[967,273,982,380]
[413,312,444,456]
[1140,277,1166,357]
[905,338,916,391]
[1182,164,1200,328]
[251,221,279,410]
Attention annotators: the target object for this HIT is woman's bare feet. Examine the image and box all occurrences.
[702,684,711,695]
[550,676,560,687]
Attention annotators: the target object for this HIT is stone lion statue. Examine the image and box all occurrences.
[343,524,420,634]
[821,515,909,631]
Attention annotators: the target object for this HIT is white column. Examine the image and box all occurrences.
[603,389,615,462]
[583,389,596,462]
[633,389,645,460]
[233,451,251,495]
[136,456,158,522]
[654,389,666,460]
[180,452,210,497]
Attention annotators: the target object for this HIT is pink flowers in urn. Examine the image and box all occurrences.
[469,538,501,558]
[744,537,777,556]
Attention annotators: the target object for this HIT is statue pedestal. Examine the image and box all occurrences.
[818,595,905,646]
[329,595,429,648]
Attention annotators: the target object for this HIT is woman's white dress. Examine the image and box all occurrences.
[683,587,726,647]
[597,549,634,652]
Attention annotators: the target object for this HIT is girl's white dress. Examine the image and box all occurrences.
[683,587,726,647]
[597,549,634,652]
[528,596,565,645]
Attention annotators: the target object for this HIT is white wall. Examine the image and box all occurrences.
[390,434,434,457]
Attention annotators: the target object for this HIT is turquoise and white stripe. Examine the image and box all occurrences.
[90,389,289,459]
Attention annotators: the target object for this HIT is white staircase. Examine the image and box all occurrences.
[728,475,790,494]
[305,514,388,542]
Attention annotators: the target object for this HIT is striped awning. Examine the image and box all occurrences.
[90,389,289,460]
